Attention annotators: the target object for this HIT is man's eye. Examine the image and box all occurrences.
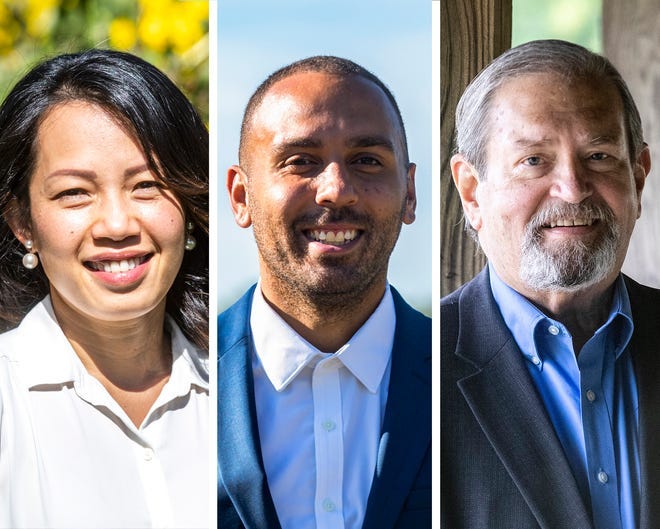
[589,152,609,161]
[285,156,314,166]
[354,156,381,166]
[523,156,542,166]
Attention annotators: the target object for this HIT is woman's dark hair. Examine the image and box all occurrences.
[0,49,209,350]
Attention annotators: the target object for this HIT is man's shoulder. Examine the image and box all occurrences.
[217,285,256,354]
[624,274,660,301]
[623,274,660,326]
[391,287,430,326]
[440,269,490,314]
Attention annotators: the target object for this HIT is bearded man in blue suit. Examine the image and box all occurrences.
[218,56,431,529]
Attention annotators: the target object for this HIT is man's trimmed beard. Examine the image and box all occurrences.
[520,202,620,292]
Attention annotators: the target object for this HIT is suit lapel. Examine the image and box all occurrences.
[217,287,282,529]
[455,270,592,529]
[625,277,660,529]
[362,289,431,529]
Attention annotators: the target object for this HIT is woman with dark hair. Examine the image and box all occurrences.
[0,49,209,528]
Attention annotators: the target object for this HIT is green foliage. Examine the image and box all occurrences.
[512,0,602,52]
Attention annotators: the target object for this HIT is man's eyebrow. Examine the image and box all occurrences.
[347,135,395,151]
[272,138,322,157]
[589,134,621,145]
[512,137,553,149]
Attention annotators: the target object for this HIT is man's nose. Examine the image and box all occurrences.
[549,157,593,204]
[314,162,358,208]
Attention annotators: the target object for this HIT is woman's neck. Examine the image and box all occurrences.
[49,290,172,426]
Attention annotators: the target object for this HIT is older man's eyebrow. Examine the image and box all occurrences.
[589,134,621,145]
[513,137,553,149]
[347,135,395,151]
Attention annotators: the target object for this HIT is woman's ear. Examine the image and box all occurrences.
[4,197,32,246]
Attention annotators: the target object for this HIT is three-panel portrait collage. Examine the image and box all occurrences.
[1,1,658,528]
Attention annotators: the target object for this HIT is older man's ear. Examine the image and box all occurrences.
[451,153,483,232]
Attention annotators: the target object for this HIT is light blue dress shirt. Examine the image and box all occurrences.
[489,269,640,529]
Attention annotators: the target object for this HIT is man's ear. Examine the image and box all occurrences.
[227,165,252,228]
[634,143,651,219]
[402,162,417,225]
[3,197,32,247]
[451,153,483,231]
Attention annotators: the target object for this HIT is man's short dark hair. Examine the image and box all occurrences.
[239,55,409,166]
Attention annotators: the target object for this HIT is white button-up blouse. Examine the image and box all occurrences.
[0,297,209,529]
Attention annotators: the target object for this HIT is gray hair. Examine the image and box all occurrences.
[454,39,644,180]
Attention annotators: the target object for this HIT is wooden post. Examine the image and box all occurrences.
[441,0,512,296]
[603,2,660,288]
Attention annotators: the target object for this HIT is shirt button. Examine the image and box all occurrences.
[322,498,336,512]
[531,356,541,366]
[548,325,560,336]
[586,390,596,402]
[598,471,609,484]
[322,420,336,432]
[143,447,154,461]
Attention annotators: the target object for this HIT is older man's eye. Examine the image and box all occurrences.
[589,152,609,161]
[523,156,542,166]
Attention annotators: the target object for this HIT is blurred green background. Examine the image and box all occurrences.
[0,0,208,121]
[513,0,601,51]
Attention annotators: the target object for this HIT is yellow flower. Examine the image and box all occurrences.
[169,4,205,54]
[25,0,58,38]
[109,17,137,51]
[184,1,209,22]
[138,10,169,53]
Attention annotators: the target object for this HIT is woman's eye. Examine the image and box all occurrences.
[135,180,161,189]
[133,181,164,196]
[55,188,87,199]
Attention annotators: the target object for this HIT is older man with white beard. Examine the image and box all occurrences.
[441,40,660,529]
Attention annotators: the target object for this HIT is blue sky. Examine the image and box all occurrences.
[216,0,432,313]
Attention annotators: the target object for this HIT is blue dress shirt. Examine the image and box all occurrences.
[489,269,640,529]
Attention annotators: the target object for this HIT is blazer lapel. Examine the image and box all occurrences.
[625,277,660,529]
[455,270,592,529]
[217,287,282,529]
[362,289,431,529]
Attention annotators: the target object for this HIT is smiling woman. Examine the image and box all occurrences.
[0,50,209,529]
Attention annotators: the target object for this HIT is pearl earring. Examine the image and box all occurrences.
[22,239,39,269]
[185,221,197,251]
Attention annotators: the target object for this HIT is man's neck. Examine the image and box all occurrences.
[526,282,616,354]
[259,278,388,353]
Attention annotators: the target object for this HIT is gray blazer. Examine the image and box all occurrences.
[441,268,660,529]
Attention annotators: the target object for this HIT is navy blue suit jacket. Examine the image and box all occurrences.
[218,285,431,529]
[441,268,660,529]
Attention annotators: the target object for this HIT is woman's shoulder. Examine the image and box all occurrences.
[167,316,209,387]
[0,298,57,359]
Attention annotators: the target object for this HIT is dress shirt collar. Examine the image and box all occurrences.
[250,282,396,393]
[10,296,208,392]
[489,267,634,366]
